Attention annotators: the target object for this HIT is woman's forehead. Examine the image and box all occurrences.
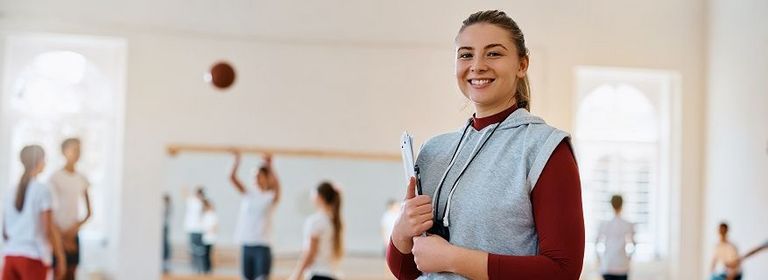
[456,24,513,48]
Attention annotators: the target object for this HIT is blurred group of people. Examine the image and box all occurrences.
[3,139,92,280]
[167,152,345,280]
[592,194,767,280]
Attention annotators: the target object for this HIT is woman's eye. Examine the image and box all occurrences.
[458,53,473,59]
[487,52,502,57]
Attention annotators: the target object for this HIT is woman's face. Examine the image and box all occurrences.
[36,157,46,174]
[311,189,323,208]
[455,23,527,115]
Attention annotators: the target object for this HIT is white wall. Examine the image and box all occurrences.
[705,0,768,279]
[0,1,708,279]
[119,32,463,280]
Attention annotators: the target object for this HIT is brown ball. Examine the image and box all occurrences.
[208,62,236,89]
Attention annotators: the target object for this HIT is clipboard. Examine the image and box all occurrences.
[400,131,422,195]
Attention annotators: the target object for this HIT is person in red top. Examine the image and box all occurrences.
[386,10,584,280]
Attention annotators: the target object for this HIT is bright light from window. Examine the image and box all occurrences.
[31,51,87,85]
[575,84,658,142]
[11,51,92,115]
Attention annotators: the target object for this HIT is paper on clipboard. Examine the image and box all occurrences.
[400,131,421,195]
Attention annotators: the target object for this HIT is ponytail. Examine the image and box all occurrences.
[317,182,343,259]
[516,74,531,111]
[16,145,45,211]
[15,171,32,211]
[330,195,342,259]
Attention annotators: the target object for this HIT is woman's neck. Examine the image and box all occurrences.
[475,97,517,118]
[318,204,333,215]
[472,102,518,130]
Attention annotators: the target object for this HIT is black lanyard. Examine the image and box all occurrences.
[433,119,503,222]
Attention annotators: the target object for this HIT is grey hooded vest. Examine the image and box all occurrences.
[415,108,570,280]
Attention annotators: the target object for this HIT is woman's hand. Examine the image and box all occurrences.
[262,153,273,167]
[391,177,434,254]
[62,236,77,252]
[286,273,300,280]
[231,149,241,160]
[54,252,67,280]
[412,234,455,273]
[413,235,490,279]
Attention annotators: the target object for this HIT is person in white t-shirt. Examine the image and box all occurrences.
[710,222,742,280]
[49,138,92,280]
[380,199,400,254]
[289,181,344,280]
[200,198,218,274]
[2,145,66,280]
[183,186,206,273]
[230,151,281,280]
[595,195,636,280]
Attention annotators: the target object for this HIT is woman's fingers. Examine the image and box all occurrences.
[410,203,433,216]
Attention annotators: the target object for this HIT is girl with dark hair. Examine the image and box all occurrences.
[2,145,66,280]
[289,181,343,280]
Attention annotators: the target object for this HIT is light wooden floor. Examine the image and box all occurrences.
[162,255,394,280]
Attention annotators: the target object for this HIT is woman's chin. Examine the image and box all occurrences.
[469,96,499,108]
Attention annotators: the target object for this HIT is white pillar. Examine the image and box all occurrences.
[705,0,768,279]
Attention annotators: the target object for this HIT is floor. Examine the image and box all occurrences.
[162,251,394,280]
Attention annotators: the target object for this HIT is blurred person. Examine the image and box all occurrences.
[3,145,66,280]
[595,195,636,280]
[710,222,742,280]
[183,186,206,273]
[49,138,92,280]
[381,199,400,254]
[200,198,218,274]
[288,182,344,280]
[230,151,281,280]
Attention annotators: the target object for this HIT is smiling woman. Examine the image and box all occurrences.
[454,14,530,118]
[386,10,585,280]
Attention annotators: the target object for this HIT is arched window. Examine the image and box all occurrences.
[575,67,678,266]
[1,34,126,271]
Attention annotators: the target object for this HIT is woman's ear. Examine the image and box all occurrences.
[517,56,529,78]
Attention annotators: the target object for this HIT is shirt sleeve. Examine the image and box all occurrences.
[597,221,606,240]
[81,174,91,190]
[304,215,325,239]
[207,213,219,229]
[38,183,53,212]
[47,177,60,211]
[487,140,585,280]
[386,238,422,280]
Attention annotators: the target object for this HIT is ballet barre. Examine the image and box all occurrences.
[166,144,400,162]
